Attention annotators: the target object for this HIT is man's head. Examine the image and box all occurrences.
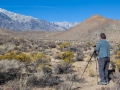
[100,33,106,40]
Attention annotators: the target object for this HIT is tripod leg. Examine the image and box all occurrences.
[80,52,95,79]
[95,57,98,84]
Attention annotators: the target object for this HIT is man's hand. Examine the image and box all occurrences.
[93,45,96,47]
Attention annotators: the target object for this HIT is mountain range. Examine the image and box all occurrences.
[51,21,79,30]
[0,8,79,31]
[0,8,120,42]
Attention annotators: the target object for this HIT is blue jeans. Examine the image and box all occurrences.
[98,57,110,82]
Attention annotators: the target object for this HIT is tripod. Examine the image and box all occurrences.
[80,51,99,84]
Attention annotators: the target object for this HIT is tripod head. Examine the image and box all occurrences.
[93,51,98,58]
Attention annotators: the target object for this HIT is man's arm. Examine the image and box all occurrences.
[94,41,101,51]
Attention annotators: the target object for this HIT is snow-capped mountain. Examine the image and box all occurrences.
[0,8,34,22]
[51,21,79,29]
[0,8,79,31]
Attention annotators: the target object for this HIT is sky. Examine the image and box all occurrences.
[0,0,120,22]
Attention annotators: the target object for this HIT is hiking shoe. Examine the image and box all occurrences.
[98,81,107,85]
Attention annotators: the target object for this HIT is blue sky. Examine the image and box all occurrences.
[0,0,120,22]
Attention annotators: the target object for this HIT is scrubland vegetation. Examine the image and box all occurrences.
[0,37,120,90]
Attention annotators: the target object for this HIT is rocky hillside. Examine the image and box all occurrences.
[49,15,120,42]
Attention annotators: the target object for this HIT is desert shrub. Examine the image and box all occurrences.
[0,51,31,63]
[37,63,52,74]
[0,39,4,45]
[110,73,120,84]
[83,47,87,51]
[109,62,115,70]
[76,51,84,61]
[0,49,5,55]
[43,50,53,55]
[31,53,51,63]
[42,45,49,49]
[110,73,120,90]
[61,51,74,59]
[62,57,73,63]
[117,51,120,58]
[26,71,61,87]
[86,42,92,46]
[117,51,120,56]
[48,43,56,48]
[53,62,73,74]
[16,53,31,62]
[115,60,120,67]
[59,42,71,49]
[69,46,77,52]
[0,60,26,84]
[60,51,74,63]
[67,74,86,85]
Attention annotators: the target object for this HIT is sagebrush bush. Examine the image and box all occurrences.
[60,51,74,63]
[86,42,92,46]
[37,63,52,74]
[61,51,74,59]
[27,71,61,87]
[117,51,120,56]
[0,60,26,84]
[67,73,82,82]
[109,73,120,90]
[53,62,73,74]
[115,60,120,67]
[48,43,56,48]
[59,42,71,49]
[0,51,31,63]
[76,51,84,61]
[62,57,73,63]
[31,53,51,63]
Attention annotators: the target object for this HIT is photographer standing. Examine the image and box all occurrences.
[94,33,110,85]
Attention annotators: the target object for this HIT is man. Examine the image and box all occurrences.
[94,33,110,85]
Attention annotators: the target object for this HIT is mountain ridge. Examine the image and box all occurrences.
[48,14,120,42]
[0,8,78,31]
